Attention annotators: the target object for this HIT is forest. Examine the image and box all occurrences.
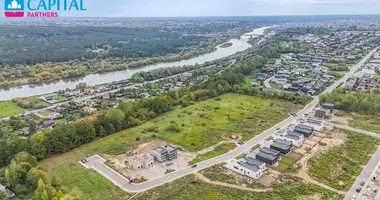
[320,88,380,116]
[0,25,231,88]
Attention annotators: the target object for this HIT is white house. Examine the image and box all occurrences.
[226,157,266,179]
[305,118,324,132]
[283,131,304,147]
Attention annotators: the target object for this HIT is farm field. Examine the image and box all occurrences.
[308,129,380,190]
[0,101,24,117]
[134,174,343,200]
[39,93,301,199]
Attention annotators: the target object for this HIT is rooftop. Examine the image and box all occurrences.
[164,145,177,152]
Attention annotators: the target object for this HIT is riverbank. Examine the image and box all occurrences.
[0,26,273,101]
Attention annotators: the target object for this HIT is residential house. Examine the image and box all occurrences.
[228,157,266,179]
[305,118,324,132]
[150,145,178,163]
[128,153,154,170]
[43,94,57,101]
[294,124,314,138]
[256,147,280,165]
[315,107,331,119]
[43,119,55,128]
[283,131,304,147]
[270,139,293,155]
[322,103,334,112]
[83,106,97,114]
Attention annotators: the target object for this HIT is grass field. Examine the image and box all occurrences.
[189,143,237,165]
[341,112,380,133]
[0,101,24,117]
[56,95,69,102]
[200,164,263,189]
[308,130,380,190]
[39,93,300,198]
[134,174,343,200]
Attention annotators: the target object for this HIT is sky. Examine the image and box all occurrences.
[2,0,380,17]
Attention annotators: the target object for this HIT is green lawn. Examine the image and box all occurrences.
[189,143,237,165]
[39,93,301,198]
[56,95,69,102]
[134,174,343,200]
[308,130,380,190]
[0,101,24,117]
[235,153,245,159]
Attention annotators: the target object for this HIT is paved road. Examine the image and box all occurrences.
[345,147,380,200]
[84,47,379,193]
[263,76,275,88]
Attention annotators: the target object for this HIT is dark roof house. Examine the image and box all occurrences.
[256,147,280,165]
[270,139,293,155]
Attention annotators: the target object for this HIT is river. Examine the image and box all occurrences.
[0,26,272,101]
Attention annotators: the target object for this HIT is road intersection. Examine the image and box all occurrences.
[82,47,379,193]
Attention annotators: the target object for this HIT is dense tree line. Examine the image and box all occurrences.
[320,88,380,116]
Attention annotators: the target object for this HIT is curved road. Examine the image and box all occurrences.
[83,47,379,193]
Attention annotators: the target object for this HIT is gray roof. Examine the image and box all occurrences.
[294,127,313,134]
[241,162,260,172]
[285,134,300,141]
[296,124,313,131]
[274,139,292,146]
[272,139,292,150]
[43,119,54,126]
[164,145,177,153]
[256,151,277,161]
[153,147,167,154]
[322,103,334,107]
[261,147,280,155]
[246,157,265,167]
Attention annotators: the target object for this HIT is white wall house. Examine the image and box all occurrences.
[225,157,266,179]
[283,131,304,147]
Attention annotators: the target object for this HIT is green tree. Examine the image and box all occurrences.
[27,168,48,189]
[75,120,96,143]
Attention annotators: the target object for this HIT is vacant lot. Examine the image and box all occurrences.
[200,164,264,189]
[336,111,380,133]
[308,130,380,190]
[275,152,303,173]
[0,101,24,117]
[134,174,343,200]
[189,143,237,165]
[39,94,300,198]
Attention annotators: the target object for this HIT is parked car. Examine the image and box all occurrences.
[360,181,365,186]
[351,195,356,200]
[356,188,361,193]
[237,141,244,145]
[81,158,89,163]
[191,164,198,168]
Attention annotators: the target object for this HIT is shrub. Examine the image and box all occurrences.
[165,123,181,133]
[215,97,222,101]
